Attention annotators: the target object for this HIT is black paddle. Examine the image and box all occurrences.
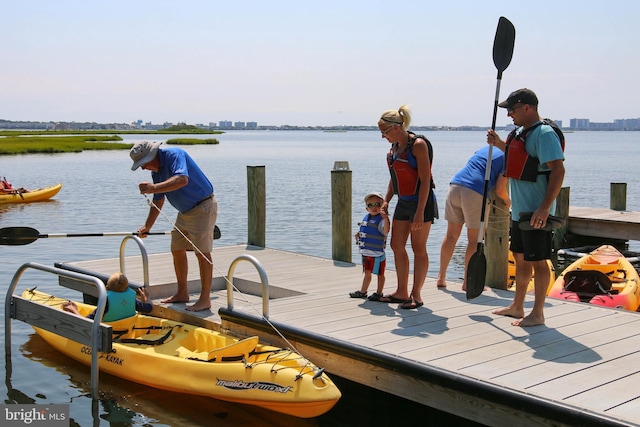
[0,225,221,246]
[466,16,516,300]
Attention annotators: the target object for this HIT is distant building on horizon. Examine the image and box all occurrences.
[570,117,640,130]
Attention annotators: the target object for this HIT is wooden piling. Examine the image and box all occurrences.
[485,188,510,289]
[331,161,352,263]
[610,183,627,211]
[247,165,266,247]
[552,187,570,265]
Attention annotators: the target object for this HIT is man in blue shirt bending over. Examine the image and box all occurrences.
[131,141,217,312]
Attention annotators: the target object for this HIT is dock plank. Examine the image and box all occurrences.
[63,245,640,427]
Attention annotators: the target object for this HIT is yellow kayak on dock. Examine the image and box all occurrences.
[507,250,555,293]
[22,289,341,418]
[0,183,62,204]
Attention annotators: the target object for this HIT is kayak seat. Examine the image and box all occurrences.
[562,270,615,302]
[575,264,628,284]
[177,335,259,362]
[207,336,259,362]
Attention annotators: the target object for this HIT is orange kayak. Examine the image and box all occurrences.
[548,245,640,312]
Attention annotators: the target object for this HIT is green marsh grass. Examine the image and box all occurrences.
[0,135,129,155]
[0,133,219,155]
[165,138,219,145]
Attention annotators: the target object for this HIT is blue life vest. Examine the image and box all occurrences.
[103,288,137,322]
[357,214,386,256]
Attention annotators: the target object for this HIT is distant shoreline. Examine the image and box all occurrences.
[2,122,639,132]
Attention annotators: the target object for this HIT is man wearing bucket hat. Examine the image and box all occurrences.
[487,88,565,327]
[130,141,217,312]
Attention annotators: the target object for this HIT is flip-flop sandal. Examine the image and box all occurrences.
[379,295,405,303]
[400,299,424,309]
[517,212,565,231]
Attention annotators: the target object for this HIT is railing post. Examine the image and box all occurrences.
[331,161,351,263]
[247,165,266,247]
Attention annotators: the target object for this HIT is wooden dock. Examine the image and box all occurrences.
[569,206,640,241]
[59,245,640,427]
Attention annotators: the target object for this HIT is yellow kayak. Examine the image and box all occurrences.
[507,250,555,293]
[0,183,62,204]
[548,245,640,312]
[22,289,341,418]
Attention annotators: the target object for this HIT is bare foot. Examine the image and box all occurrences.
[160,295,190,304]
[436,278,447,288]
[512,313,544,327]
[492,306,525,319]
[186,300,211,312]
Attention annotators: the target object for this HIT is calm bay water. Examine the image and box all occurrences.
[1,130,639,426]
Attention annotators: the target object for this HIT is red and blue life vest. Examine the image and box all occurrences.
[387,132,435,199]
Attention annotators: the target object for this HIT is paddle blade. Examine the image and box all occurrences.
[466,249,487,300]
[493,17,516,75]
[0,227,40,245]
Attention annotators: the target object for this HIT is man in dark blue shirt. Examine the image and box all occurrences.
[131,141,217,312]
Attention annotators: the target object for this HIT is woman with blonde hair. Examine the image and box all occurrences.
[377,105,437,309]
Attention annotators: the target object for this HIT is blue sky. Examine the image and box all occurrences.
[2,1,638,127]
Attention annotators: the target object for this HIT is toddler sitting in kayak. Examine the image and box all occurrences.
[62,272,153,321]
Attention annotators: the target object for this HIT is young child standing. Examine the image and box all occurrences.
[350,192,390,301]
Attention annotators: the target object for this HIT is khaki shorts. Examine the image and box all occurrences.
[171,195,217,252]
[443,184,485,230]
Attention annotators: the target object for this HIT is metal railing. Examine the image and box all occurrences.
[5,262,108,399]
[119,235,150,289]
[225,254,270,319]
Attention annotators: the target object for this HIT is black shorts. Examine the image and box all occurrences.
[393,192,438,223]
[510,220,552,261]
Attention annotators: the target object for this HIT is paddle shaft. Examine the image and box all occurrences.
[38,231,171,238]
[0,225,221,245]
[474,82,500,249]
